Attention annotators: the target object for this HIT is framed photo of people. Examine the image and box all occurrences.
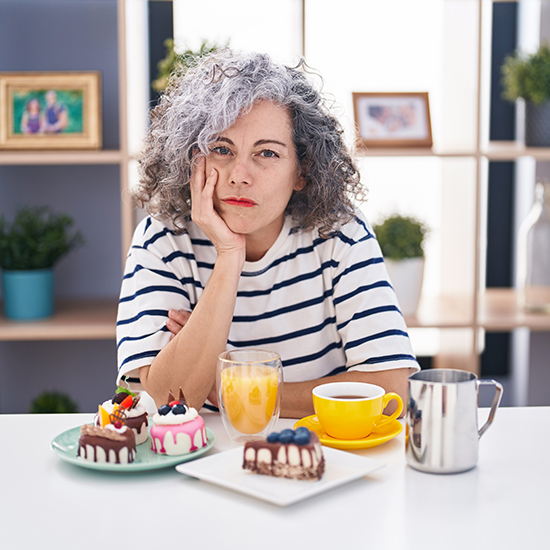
[0,71,102,150]
[352,92,432,149]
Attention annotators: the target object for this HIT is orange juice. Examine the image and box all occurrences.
[220,365,279,434]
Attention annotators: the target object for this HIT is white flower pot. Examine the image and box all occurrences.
[385,257,425,316]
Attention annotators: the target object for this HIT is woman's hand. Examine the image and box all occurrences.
[190,156,245,257]
[166,309,190,340]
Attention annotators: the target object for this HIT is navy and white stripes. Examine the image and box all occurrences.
[116,210,419,387]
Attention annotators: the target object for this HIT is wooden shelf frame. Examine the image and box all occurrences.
[0,299,117,341]
[3,0,550,358]
[0,150,124,165]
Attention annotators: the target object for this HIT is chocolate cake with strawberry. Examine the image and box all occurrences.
[98,387,149,445]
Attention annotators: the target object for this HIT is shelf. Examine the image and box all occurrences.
[482,141,550,161]
[357,146,476,158]
[480,288,550,331]
[0,149,124,165]
[404,294,474,329]
[0,299,117,341]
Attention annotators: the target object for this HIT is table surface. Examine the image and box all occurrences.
[0,407,548,550]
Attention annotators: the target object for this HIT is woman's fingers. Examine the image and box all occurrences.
[166,309,191,336]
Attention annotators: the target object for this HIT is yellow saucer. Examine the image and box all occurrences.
[294,414,403,450]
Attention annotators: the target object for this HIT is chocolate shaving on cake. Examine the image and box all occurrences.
[80,424,127,441]
[131,394,141,408]
[178,387,188,407]
[167,390,176,403]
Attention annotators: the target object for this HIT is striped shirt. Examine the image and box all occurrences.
[116,210,419,388]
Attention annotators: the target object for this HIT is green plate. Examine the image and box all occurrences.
[51,425,216,472]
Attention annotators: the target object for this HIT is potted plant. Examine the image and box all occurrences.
[152,39,224,93]
[30,391,78,413]
[373,214,427,316]
[501,43,550,146]
[0,206,84,320]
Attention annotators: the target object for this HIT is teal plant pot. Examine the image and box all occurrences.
[1,269,54,320]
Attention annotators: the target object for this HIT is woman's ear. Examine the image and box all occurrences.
[294,175,306,192]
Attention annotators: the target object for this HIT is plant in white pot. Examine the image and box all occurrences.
[501,43,550,146]
[373,214,427,316]
[0,206,84,320]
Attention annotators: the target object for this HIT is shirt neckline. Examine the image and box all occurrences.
[242,216,294,275]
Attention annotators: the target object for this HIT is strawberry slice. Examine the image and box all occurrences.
[119,394,134,410]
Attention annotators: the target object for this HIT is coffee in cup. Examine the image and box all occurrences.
[312,381,403,440]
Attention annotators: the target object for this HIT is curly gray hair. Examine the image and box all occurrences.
[136,49,365,236]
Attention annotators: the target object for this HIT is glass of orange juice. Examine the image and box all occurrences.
[217,349,283,444]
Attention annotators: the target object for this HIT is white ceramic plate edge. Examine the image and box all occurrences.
[175,446,385,506]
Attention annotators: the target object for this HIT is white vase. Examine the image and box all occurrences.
[385,257,425,316]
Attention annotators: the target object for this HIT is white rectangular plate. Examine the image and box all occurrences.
[175,446,384,506]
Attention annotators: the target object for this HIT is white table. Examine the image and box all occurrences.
[0,407,548,550]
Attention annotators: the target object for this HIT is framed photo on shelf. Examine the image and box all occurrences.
[0,71,102,150]
[352,92,432,148]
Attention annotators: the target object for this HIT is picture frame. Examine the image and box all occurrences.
[352,92,432,148]
[0,71,102,150]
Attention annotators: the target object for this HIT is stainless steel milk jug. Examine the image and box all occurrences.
[406,369,503,474]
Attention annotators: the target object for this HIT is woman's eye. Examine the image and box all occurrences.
[211,146,231,156]
[260,150,279,158]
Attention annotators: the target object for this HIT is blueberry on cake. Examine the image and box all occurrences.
[243,428,325,481]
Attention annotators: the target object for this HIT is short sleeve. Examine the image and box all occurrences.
[332,215,420,374]
[116,219,193,388]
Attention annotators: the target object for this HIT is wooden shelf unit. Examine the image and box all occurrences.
[3,0,550,364]
[0,0,131,344]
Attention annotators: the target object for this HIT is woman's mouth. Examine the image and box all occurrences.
[222,197,257,207]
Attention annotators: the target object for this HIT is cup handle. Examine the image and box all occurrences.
[477,379,503,438]
[373,392,403,431]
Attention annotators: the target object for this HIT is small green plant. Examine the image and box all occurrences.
[501,43,550,105]
[0,206,84,270]
[373,214,427,260]
[30,391,78,413]
[152,39,225,92]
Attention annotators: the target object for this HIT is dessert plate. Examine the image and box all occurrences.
[51,426,216,472]
[294,415,403,450]
[175,446,383,507]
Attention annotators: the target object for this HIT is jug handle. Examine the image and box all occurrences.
[477,379,503,438]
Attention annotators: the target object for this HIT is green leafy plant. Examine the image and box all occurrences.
[373,214,427,260]
[0,206,84,270]
[30,391,78,413]
[152,39,225,92]
[501,43,550,105]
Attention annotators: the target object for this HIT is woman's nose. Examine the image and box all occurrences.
[229,156,253,185]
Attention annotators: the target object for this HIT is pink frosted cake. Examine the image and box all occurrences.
[150,389,208,456]
[97,387,149,445]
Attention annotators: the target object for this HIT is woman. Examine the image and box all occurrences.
[116,50,419,418]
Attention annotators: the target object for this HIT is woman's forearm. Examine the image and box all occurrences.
[280,367,411,419]
[140,250,244,410]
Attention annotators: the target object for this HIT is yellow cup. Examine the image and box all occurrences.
[312,382,403,440]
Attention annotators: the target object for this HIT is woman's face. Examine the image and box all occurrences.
[205,100,304,255]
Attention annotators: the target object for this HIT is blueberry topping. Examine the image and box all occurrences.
[295,427,309,436]
[158,404,171,416]
[171,403,187,415]
[266,432,280,443]
[279,429,294,444]
[293,431,311,445]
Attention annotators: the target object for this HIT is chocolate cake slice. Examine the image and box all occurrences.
[243,428,324,481]
[78,424,136,464]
